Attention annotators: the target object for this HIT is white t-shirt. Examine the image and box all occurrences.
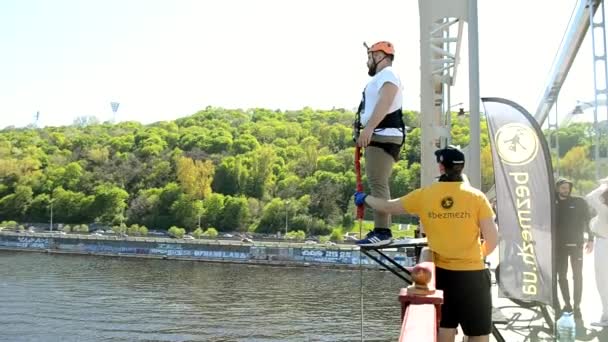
[361,66,404,137]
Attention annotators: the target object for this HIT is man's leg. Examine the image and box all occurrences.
[438,328,457,342]
[556,246,572,311]
[364,144,393,229]
[356,136,401,246]
[461,269,493,341]
[570,245,584,316]
[466,336,490,342]
[436,267,460,342]
[595,238,608,323]
[364,134,401,230]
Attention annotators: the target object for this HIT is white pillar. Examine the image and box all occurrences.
[467,0,481,188]
[418,0,481,188]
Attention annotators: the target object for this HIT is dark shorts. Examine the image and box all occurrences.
[435,267,492,336]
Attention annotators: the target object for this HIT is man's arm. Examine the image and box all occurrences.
[479,217,498,256]
[585,185,604,211]
[578,198,595,254]
[361,194,408,215]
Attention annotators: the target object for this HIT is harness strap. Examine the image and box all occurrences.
[368,141,403,162]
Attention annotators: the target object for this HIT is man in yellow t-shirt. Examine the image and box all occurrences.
[354,145,499,342]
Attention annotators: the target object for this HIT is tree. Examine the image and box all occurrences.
[308,172,342,224]
[87,147,110,164]
[193,200,204,229]
[202,193,225,230]
[292,137,319,177]
[398,128,419,169]
[92,184,129,225]
[51,187,95,223]
[206,130,233,154]
[176,156,215,200]
[0,185,33,220]
[203,227,218,238]
[276,175,301,199]
[244,146,276,199]
[212,156,248,196]
[232,134,260,154]
[73,116,100,127]
[560,146,594,192]
[47,162,83,191]
[5,105,573,232]
[109,135,135,153]
[127,186,176,230]
[317,155,344,173]
[170,194,200,229]
[27,193,51,222]
[256,198,287,234]
[390,161,411,196]
[143,160,173,189]
[481,145,495,193]
[221,196,250,232]
[168,226,186,238]
[553,123,592,157]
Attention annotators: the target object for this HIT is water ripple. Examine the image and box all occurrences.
[0,251,405,341]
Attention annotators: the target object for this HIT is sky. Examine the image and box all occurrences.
[0,0,604,129]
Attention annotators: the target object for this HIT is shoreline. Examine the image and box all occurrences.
[0,231,416,270]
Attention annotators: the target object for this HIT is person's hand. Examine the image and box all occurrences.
[357,126,374,147]
[354,191,368,206]
[585,241,594,254]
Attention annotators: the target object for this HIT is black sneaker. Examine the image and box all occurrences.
[355,230,393,247]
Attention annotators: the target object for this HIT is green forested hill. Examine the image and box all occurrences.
[0,107,599,235]
[0,107,420,235]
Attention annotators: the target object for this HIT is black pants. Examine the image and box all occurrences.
[556,244,583,309]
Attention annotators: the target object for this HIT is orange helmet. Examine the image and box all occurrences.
[367,41,395,55]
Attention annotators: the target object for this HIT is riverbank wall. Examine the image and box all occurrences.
[0,232,417,269]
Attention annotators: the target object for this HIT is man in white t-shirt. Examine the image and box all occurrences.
[354,41,406,247]
[585,179,608,327]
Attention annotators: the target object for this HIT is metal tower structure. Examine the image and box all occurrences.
[588,0,608,179]
[534,0,602,126]
[534,0,608,180]
[418,0,481,188]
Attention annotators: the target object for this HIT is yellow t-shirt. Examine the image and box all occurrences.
[401,181,494,271]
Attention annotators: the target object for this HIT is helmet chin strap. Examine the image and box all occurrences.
[368,55,389,77]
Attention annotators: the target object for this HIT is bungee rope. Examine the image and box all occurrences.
[355,145,365,342]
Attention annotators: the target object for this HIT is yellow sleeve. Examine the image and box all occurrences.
[401,188,423,215]
[478,195,494,220]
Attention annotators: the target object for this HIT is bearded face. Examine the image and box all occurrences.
[367,52,380,76]
[558,183,571,198]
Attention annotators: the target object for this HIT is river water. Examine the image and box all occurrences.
[0,251,406,342]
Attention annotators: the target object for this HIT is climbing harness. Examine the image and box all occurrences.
[352,89,406,162]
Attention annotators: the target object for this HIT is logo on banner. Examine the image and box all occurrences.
[494,123,539,166]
